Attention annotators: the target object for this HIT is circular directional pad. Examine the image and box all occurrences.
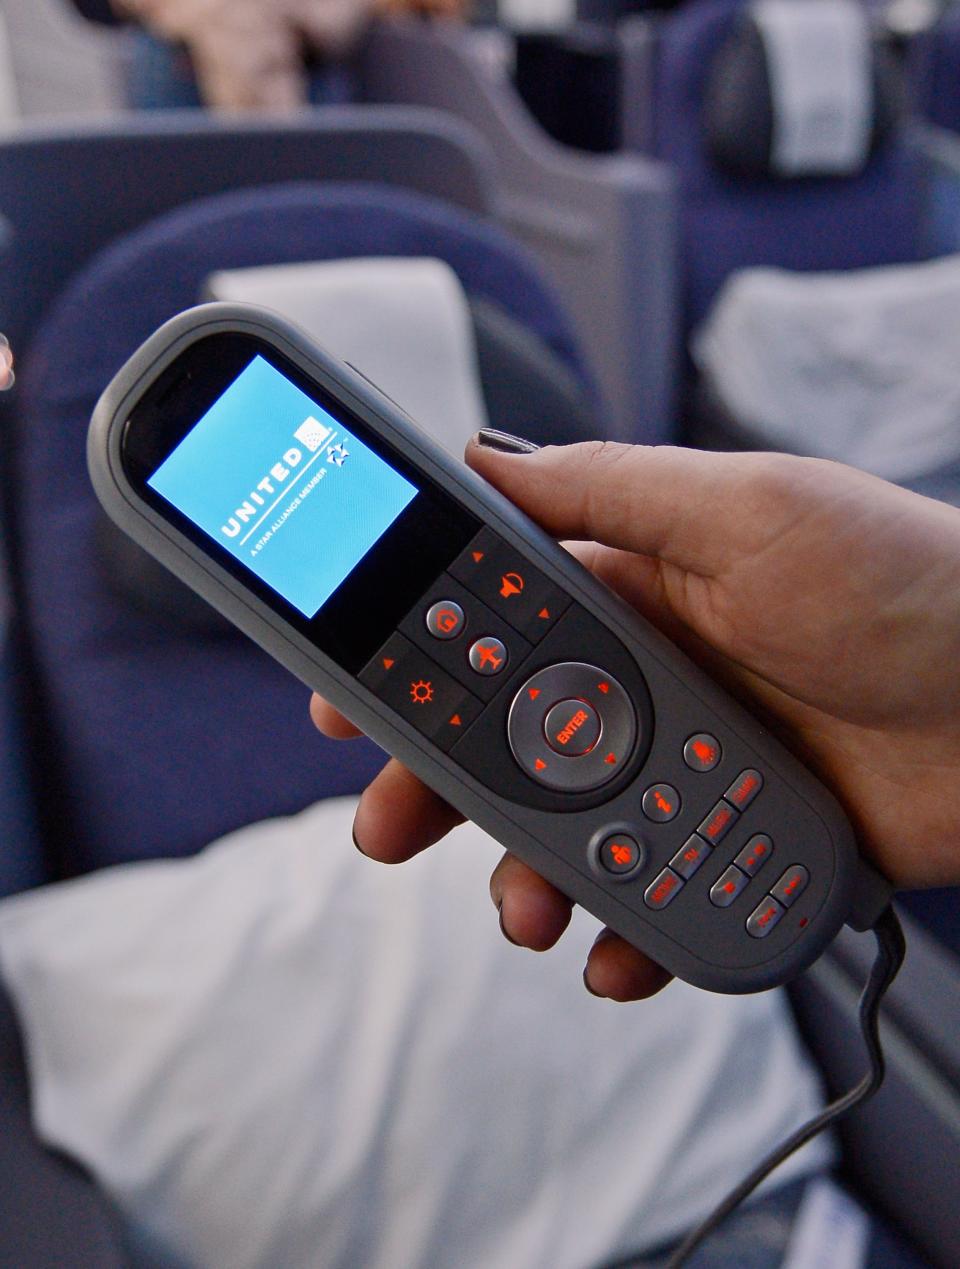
[508,662,638,792]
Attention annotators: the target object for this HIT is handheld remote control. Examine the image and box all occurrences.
[88,304,885,993]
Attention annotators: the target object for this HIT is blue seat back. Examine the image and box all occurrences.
[15,182,589,878]
[911,7,960,136]
[652,0,926,327]
[0,547,42,897]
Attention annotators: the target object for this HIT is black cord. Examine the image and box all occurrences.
[661,905,906,1268]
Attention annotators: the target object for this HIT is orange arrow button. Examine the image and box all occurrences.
[472,551,484,563]
[534,758,547,771]
[449,714,462,727]
[383,658,395,670]
[528,688,541,701]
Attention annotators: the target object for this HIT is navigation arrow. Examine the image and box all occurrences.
[472,551,484,563]
[383,658,395,670]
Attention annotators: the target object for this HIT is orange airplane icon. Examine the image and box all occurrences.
[475,642,504,671]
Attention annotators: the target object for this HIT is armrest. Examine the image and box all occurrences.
[0,979,128,1266]
[788,907,960,1268]
[362,19,680,443]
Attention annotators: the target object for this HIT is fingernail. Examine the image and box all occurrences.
[498,902,521,947]
[351,826,369,858]
[582,966,604,998]
[475,428,540,455]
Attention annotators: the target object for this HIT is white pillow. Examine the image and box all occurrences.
[0,798,831,1268]
[205,258,489,459]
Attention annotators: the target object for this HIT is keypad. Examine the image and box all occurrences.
[725,769,764,811]
[507,661,637,792]
[634,749,810,942]
[450,527,571,642]
[710,865,750,907]
[644,867,683,910]
[771,865,809,908]
[399,574,531,702]
[642,783,681,823]
[698,800,739,845]
[358,633,483,752]
[670,835,713,881]
[746,896,785,939]
[683,733,721,772]
[735,834,773,878]
[599,833,644,876]
[360,523,814,950]
[544,699,602,756]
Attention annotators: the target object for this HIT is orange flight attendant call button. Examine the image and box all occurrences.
[599,833,643,875]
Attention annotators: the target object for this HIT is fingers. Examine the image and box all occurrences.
[352,759,465,863]
[489,853,574,951]
[310,693,364,740]
[583,930,673,1001]
[467,438,778,577]
[489,852,671,999]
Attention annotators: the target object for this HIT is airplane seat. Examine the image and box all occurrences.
[649,0,925,331]
[11,179,599,884]
[0,548,43,898]
[909,4,960,136]
[360,19,680,444]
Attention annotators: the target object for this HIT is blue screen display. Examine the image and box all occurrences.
[148,355,418,618]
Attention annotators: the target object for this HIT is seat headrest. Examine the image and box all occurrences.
[704,0,903,179]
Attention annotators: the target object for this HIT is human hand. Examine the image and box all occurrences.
[311,438,960,999]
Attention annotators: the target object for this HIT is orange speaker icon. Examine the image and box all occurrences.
[500,572,524,599]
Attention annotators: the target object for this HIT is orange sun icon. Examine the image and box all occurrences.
[410,680,434,705]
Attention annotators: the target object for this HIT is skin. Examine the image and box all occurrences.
[113,0,464,112]
[311,440,960,1001]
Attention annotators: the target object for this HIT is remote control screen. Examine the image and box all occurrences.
[148,355,418,618]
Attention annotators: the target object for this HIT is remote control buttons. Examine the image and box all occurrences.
[469,637,508,676]
[642,783,681,823]
[544,699,601,756]
[400,576,531,702]
[507,662,636,792]
[451,528,571,642]
[710,865,750,907]
[746,896,785,938]
[725,769,764,811]
[359,634,483,752]
[698,800,739,845]
[425,601,465,641]
[598,833,644,876]
[670,835,713,880]
[644,867,683,910]
[683,734,721,772]
[771,865,809,908]
[734,834,774,878]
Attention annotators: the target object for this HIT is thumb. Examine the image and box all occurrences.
[466,438,750,575]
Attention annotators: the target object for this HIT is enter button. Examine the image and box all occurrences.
[544,699,601,756]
